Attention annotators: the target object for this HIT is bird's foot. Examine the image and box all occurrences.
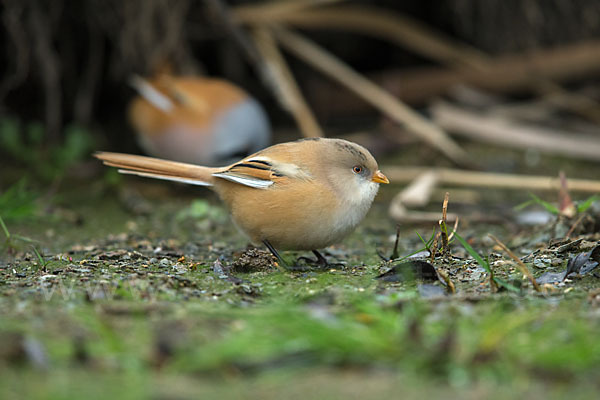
[262,241,343,271]
[296,250,344,270]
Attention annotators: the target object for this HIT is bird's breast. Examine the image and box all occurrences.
[214,178,349,250]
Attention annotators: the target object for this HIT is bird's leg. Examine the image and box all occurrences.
[263,240,290,269]
[311,250,329,268]
[262,240,311,271]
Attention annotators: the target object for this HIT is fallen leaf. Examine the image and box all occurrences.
[377,260,437,282]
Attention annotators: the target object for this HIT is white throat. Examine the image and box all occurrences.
[331,178,380,239]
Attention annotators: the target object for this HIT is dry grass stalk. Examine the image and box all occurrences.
[436,268,456,294]
[387,166,599,223]
[235,4,490,71]
[447,216,459,242]
[367,41,600,104]
[489,234,541,292]
[233,0,340,24]
[389,174,458,223]
[431,102,600,162]
[251,26,323,138]
[390,225,401,260]
[235,3,600,121]
[382,167,600,193]
[271,25,469,165]
[558,171,577,218]
[439,192,450,256]
[564,214,587,240]
[395,171,439,208]
[389,201,459,224]
[429,231,441,263]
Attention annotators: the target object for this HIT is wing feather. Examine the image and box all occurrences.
[211,158,294,189]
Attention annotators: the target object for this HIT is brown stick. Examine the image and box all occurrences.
[234,4,490,71]
[206,0,271,87]
[233,0,341,23]
[236,4,600,120]
[439,192,450,256]
[394,171,439,208]
[489,234,541,292]
[431,102,600,162]
[436,268,456,294]
[251,26,323,138]
[389,199,459,224]
[430,231,441,263]
[383,167,600,193]
[564,214,587,240]
[271,26,469,165]
[284,6,600,122]
[389,38,600,103]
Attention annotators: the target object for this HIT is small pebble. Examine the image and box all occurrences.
[159,258,171,268]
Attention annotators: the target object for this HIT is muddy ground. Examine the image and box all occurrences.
[1,142,600,399]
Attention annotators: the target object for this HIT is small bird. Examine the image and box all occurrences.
[128,74,271,166]
[95,138,389,267]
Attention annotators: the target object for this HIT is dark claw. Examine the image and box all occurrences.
[263,241,344,271]
[296,250,344,270]
[376,249,390,262]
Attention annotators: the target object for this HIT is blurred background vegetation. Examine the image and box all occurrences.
[3,0,600,223]
[2,0,600,152]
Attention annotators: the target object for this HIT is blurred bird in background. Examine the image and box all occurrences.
[128,73,271,166]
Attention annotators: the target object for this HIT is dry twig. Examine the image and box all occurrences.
[382,167,600,193]
[271,25,469,165]
[365,41,600,105]
[439,192,450,256]
[489,234,541,292]
[431,102,600,162]
[235,4,600,121]
[429,231,441,263]
[389,173,458,223]
[565,214,587,240]
[233,0,340,24]
[251,26,323,138]
[394,171,439,208]
[387,167,600,222]
[436,268,456,294]
[234,4,489,71]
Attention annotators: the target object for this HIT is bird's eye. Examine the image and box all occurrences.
[352,166,363,174]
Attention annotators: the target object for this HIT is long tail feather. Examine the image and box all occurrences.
[94,152,217,186]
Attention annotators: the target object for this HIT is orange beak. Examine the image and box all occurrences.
[371,170,389,184]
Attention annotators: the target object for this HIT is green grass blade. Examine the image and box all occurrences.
[528,193,560,214]
[31,245,46,267]
[0,215,9,239]
[514,199,536,211]
[577,194,600,213]
[493,277,521,293]
[453,232,490,274]
[415,230,429,248]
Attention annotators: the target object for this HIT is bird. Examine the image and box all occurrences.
[95,138,389,267]
[128,74,271,166]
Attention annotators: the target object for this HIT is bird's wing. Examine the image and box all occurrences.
[212,156,310,190]
[128,75,174,112]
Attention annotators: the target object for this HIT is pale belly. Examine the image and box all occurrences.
[215,180,369,250]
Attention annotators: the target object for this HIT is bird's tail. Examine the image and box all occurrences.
[94,152,217,186]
